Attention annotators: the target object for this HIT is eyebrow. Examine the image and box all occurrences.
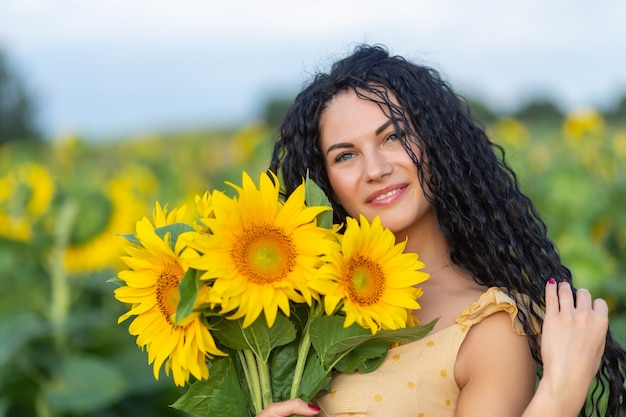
[325,142,351,155]
[325,119,395,155]
[375,119,394,135]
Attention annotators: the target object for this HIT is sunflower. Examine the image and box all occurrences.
[187,171,337,328]
[64,177,144,273]
[311,215,429,334]
[0,162,55,242]
[152,201,186,227]
[115,214,225,387]
[192,191,214,233]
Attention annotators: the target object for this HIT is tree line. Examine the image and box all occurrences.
[1,47,625,145]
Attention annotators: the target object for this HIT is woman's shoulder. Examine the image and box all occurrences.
[454,305,536,408]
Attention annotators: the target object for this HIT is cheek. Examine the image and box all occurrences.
[327,172,356,209]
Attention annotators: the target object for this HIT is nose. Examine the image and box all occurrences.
[364,150,393,182]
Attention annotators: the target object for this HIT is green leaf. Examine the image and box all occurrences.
[289,302,312,334]
[153,223,195,251]
[333,339,390,374]
[268,341,299,401]
[117,232,140,245]
[310,315,437,369]
[106,276,125,287]
[171,356,251,417]
[0,310,45,365]
[296,354,331,402]
[176,268,201,323]
[356,351,388,373]
[305,171,333,229]
[211,313,297,362]
[43,355,127,413]
[117,222,195,249]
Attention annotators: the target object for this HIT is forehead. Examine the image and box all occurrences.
[320,88,400,140]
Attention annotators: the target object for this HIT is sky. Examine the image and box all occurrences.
[1,0,625,139]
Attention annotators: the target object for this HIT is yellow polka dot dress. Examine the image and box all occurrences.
[316,287,528,417]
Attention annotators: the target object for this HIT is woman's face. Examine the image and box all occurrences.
[319,89,435,238]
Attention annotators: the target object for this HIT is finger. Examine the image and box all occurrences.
[592,297,609,316]
[258,399,320,417]
[557,280,575,311]
[574,288,592,309]
[545,278,559,315]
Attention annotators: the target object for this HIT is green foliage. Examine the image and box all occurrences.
[170,311,435,415]
[262,95,294,132]
[0,126,274,416]
[0,48,41,144]
[466,97,499,125]
[513,97,564,123]
[305,171,333,229]
[606,94,626,124]
[171,357,252,417]
[0,110,625,415]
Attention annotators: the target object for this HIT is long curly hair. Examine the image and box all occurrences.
[268,44,625,416]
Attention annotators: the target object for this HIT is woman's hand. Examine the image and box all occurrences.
[542,279,608,382]
[529,278,609,416]
[256,398,321,417]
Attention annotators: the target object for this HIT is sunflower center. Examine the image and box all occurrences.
[345,255,385,305]
[234,224,296,285]
[156,261,186,326]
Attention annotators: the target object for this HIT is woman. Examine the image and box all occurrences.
[259,44,625,416]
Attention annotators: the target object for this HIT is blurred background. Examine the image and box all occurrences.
[1,0,625,416]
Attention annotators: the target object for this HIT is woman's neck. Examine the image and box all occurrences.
[395,210,451,274]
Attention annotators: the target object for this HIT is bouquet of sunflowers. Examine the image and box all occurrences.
[110,171,434,416]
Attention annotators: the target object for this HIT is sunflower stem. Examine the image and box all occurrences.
[48,200,78,352]
[290,304,320,399]
[242,349,263,414]
[289,322,311,399]
[256,352,273,409]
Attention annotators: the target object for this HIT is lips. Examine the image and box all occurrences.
[367,184,407,204]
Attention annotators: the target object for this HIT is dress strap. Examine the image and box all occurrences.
[455,287,528,335]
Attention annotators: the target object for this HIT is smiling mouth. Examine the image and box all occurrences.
[372,188,401,202]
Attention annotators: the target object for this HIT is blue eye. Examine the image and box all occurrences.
[335,152,354,162]
[386,131,403,142]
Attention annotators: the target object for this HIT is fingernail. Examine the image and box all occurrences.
[548,277,556,284]
[560,279,568,283]
[308,403,321,411]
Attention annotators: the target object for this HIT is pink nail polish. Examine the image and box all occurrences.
[308,403,321,411]
[560,279,568,283]
[548,277,556,284]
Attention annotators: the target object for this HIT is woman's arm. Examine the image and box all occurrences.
[456,279,609,417]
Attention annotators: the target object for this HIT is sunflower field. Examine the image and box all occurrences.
[0,110,625,417]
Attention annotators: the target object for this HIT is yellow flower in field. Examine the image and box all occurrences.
[0,213,31,241]
[0,163,55,241]
[563,108,604,144]
[229,123,268,164]
[613,132,626,160]
[64,177,143,272]
[115,216,225,387]
[311,215,429,334]
[492,117,529,148]
[22,164,55,218]
[187,171,337,328]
